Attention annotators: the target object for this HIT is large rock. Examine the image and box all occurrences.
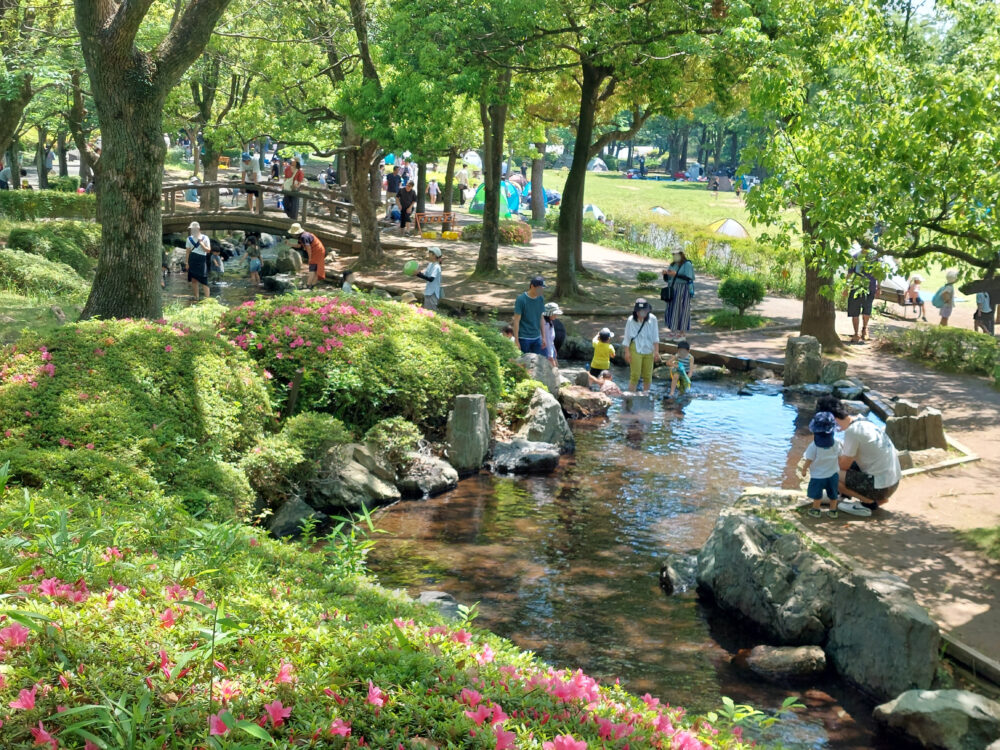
[690,365,728,382]
[417,590,460,619]
[396,454,459,499]
[659,553,698,595]
[745,645,827,682]
[446,394,491,475]
[559,368,591,388]
[893,398,922,417]
[352,443,396,484]
[517,353,559,396]
[820,359,848,385]
[275,248,303,274]
[558,385,612,419]
[308,444,400,512]
[268,496,327,538]
[874,690,1000,750]
[262,273,297,293]
[516,388,575,452]
[827,569,940,700]
[490,439,560,474]
[558,335,595,362]
[886,408,948,452]
[784,336,823,386]
[697,512,839,644]
[832,379,863,400]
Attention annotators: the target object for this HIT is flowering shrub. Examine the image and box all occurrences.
[219,293,503,432]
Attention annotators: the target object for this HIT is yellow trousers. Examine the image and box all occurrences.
[628,342,654,392]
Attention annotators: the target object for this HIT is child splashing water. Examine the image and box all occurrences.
[665,340,693,398]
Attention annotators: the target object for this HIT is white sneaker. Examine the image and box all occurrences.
[839,500,872,517]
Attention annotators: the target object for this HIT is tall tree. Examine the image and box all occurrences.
[75,0,234,320]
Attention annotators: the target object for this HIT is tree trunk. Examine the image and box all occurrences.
[626,140,634,169]
[0,77,32,160]
[696,124,707,166]
[5,146,20,190]
[35,129,49,190]
[186,128,200,176]
[557,63,607,298]
[343,121,382,266]
[202,147,221,210]
[416,161,427,215]
[442,146,457,231]
[679,127,689,170]
[530,141,546,222]
[475,71,511,276]
[713,128,725,170]
[728,130,739,166]
[800,208,841,350]
[368,160,381,207]
[57,131,69,177]
[336,152,345,186]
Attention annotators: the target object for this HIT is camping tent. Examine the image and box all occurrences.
[469,183,515,218]
[583,204,605,221]
[462,150,483,169]
[383,153,396,165]
[587,157,608,172]
[708,218,750,238]
[523,183,561,206]
[650,206,671,216]
[504,180,521,213]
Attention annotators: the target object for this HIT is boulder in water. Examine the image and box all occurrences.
[659,553,698,595]
[874,690,1000,750]
[558,385,612,419]
[445,395,491,475]
[517,353,559,396]
[268,496,327,538]
[396,454,459,499]
[490,439,560,474]
[784,336,823,386]
[417,590,460,619]
[745,645,827,682]
[516,388,574,452]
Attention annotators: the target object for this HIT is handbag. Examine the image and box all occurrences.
[660,285,673,303]
[282,176,295,191]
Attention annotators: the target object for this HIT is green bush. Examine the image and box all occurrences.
[463,318,524,387]
[0,248,90,299]
[636,270,658,285]
[704,309,770,330]
[49,175,82,192]
[501,378,548,427]
[219,293,503,432]
[582,217,611,243]
[717,275,766,315]
[8,227,96,277]
[460,220,532,245]
[881,325,999,383]
[0,189,95,220]
[363,416,422,468]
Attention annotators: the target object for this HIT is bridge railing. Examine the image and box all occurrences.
[162,180,355,235]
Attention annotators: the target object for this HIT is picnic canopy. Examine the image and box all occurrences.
[708,218,750,238]
[650,206,671,215]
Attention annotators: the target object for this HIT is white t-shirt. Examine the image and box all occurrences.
[187,234,209,254]
[622,314,660,355]
[456,169,469,185]
[804,441,840,479]
[842,418,901,489]
[242,165,261,184]
[423,262,442,297]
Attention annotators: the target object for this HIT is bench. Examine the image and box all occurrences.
[414,211,456,233]
[877,287,920,319]
[218,156,231,169]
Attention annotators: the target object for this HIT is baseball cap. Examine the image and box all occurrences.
[241,152,252,161]
[598,327,614,339]
[530,276,546,287]
[809,411,837,448]
[428,246,442,258]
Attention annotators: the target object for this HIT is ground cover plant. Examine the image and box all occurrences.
[218,293,503,432]
[879,325,1000,386]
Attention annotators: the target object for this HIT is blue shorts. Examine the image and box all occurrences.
[808,474,839,501]
[518,337,544,355]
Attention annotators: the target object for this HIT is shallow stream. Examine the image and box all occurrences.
[369,379,895,749]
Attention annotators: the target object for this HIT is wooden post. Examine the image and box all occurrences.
[300,195,308,224]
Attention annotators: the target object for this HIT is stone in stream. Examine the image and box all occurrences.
[820,358,849,385]
[517,353,559,396]
[516,388,575,452]
[659,553,698,595]
[268,496,327,538]
[308,444,400,512]
[784,336,824,386]
[490,439,560,475]
[689,365,728,382]
[445,395,491,475]
[873,690,1000,750]
[275,248,303,274]
[832,379,864,400]
[745,645,827,682]
[749,366,776,380]
[396,454,459,499]
[262,274,297,293]
[842,399,871,416]
[417,591,460,620]
[557,385,612,419]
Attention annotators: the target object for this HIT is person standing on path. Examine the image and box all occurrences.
[185,221,211,301]
[283,158,305,220]
[933,269,959,327]
[241,153,262,213]
[397,181,417,235]
[622,298,661,394]
[816,396,901,511]
[542,303,563,368]
[973,290,994,335]
[662,250,695,338]
[427,178,440,205]
[415,247,443,311]
[290,222,326,289]
[845,251,879,343]
[512,276,548,355]
[385,166,402,219]
[456,163,469,206]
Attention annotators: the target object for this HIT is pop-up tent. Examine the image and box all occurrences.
[708,218,750,238]
[462,150,483,169]
[383,153,396,165]
[587,157,608,171]
[583,204,605,221]
[469,182,516,218]
[523,183,562,206]
[650,206,671,215]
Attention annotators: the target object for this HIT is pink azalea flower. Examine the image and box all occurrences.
[209,711,230,736]
[30,722,58,749]
[274,661,294,684]
[542,736,587,750]
[85,443,95,450]
[392,618,414,628]
[475,644,496,664]
[495,727,517,750]
[10,685,38,710]
[85,741,100,750]
[653,713,675,734]
[491,704,508,725]
[460,688,482,708]
[671,730,706,750]
[0,622,30,647]
[642,693,661,709]
[159,608,177,628]
[263,699,291,727]
[329,718,352,736]
[465,705,491,726]
[366,681,386,710]
[164,345,173,353]
[451,629,472,645]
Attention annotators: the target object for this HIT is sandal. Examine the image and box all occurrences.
[808,508,822,518]
[828,510,839,519]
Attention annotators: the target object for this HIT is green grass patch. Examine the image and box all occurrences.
[703,309,771,330]
[959,526,1000,561]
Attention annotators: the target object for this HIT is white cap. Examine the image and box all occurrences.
[428,246,442,257]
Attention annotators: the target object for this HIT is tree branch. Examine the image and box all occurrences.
[154,0,234,87]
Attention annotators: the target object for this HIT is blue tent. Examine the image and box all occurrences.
[504,180,521,213]
[383,153,396,165]
[469,182,516,217]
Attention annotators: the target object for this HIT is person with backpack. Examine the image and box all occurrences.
[846,251,879,344]
[932,269,959,326]
[973,290,995,335]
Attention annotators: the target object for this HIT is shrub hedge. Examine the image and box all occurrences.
[461,220,533,245]
[0,248,90,299]
[7,224,100,277]
[881,324,1000,385]
[717,275,766,315]
[0,189,95,220]
[219,293,503,431]
[49,175,82,192]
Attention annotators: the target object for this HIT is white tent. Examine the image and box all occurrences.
[462,150,483,169]
[650,206,671,215]
[708,218,750,238]
[583,204,605,221]
[587,157,608,172]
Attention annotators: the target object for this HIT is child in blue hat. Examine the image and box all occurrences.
[801,411,841,518]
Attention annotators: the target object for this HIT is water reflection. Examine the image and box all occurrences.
[370,382,884,749]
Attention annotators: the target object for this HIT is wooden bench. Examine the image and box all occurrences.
[218,156,231,169]
[877,287,920,319]
[414,211,456,232]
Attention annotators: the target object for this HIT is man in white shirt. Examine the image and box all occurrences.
[817,396,901,509]
[456,164,470,206]
[241,154,262,213]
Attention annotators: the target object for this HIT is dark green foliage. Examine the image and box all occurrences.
[460,220,533,245]
[636,270,658,284]
[0,190,95,220]
[881,325,999,383]
[8,224,99,277]
[363,417,422,468]
[0,248,90,298]
[462,318,524,386]
[718,275,766,315]
[49,175,82,192]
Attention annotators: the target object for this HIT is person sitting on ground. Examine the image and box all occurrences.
[588,370,623,396]
[543,303,563,368]
[905,274,927,321]
[502,324,515,340]
[289,222,326,289]
[341,269,355,293]
[590,328,615,377]
[415,246,443,310]
[799,411,841,519]
[667,340,694,398]
[816,395,901,511]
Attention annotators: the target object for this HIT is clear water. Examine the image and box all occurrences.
[370,379,891,749]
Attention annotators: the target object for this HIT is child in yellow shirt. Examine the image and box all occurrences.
[590,328,615,376]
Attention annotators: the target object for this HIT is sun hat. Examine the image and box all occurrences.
[809,411,837,448]
[400,291,417,304]
[188,221,200,230]
[634,297,652,310]
[289,222,304,235]
[599,327,614,339]
[946,269,959,283]
[530,276,546,287]
[544,303,563,316]
[428,246,442,257]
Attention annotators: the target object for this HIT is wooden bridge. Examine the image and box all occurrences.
[161,180,359,250]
